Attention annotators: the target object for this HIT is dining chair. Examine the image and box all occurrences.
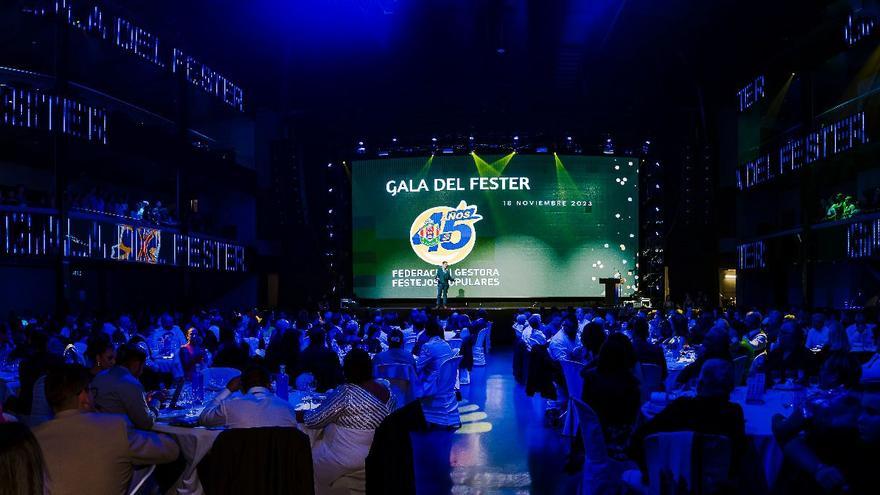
[636,363,663,402]
[560,359,585,437]
[472,328,490,367]
[420,355,463,427]
[571,398,624,495]
[643,432,732,495]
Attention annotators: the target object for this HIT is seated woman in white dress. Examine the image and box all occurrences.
[299,348,396,494]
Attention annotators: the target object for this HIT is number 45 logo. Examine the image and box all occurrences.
[409,200,483,265]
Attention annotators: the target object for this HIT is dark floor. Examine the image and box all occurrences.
[414,350,580,495]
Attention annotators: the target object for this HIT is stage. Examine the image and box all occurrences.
[346,297,652,346]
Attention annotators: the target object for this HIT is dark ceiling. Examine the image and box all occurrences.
[121,0,835,145]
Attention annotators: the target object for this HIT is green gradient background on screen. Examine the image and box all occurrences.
[352,154,638,299]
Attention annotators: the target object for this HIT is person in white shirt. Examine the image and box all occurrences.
[522,314,546,349]
[512,314,528,340]
[548,316,585,362]
[416,320,456,394]
[846,312,877,352]
[147,314,186,379]
[805,313,830,349]
[199,365,296,429]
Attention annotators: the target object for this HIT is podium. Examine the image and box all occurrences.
[598,278,621,306]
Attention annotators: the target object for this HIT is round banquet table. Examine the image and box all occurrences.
[155,389,323,494]
[640,385,801,492]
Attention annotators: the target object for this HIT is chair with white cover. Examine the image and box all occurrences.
[571,398,625,495]
[732,355,748,387]
[472,328,491,367]
[375,363,421,407]
[635,363,663,403]
[202,367,241,392]
[127,464,156,495]
[560,359,585,437]
[420,355,463,427]
[643,432,731,495]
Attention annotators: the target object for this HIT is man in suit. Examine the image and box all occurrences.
[33,364,179,495]
[92,343,159,430]
[435,261,455,308]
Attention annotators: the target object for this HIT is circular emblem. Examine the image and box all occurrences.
[409,200,483,265]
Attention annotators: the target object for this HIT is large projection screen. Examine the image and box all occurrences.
[352,154,638,299]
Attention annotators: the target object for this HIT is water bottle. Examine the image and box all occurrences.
[192,364,205,404]
[276,364,289,401]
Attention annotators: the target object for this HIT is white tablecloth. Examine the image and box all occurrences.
[640,386,795,491]
[153,424,221,495]
[156,391,322,494]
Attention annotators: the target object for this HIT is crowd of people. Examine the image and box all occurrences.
[513,305,880,493]
[68,186,177,225]
[0,184,52,209]
[0,306,491,494]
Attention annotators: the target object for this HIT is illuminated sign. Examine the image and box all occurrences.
[737,112,867,190]
[0,209,245,271]
[27,0,244,112]
[846,12,878,46]
[848,218,880,258]
[737,75,765,112]
[0,86,108,143]
[737,241,766,270]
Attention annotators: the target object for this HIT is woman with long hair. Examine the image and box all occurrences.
[0,422,48,495]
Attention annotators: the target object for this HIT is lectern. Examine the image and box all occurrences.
[598,278,621,306]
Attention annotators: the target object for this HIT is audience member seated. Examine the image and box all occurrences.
[580,333,640,460]
[580,321,607,367]
[676,327,731,385]
[512,314,528,340]
[147,314,186,380]
[213,325,251,370]
[299,328,344,392]
[628,359,747,480]
[750,321,818,385]
[521,314,546,349]
[630,317,667,378]
[179,327,208,380]
[34,365,179,495]
[846,311,877,352]
[773,388,871,494]
[548,315,584,362]
[265,320,302,376]
[0,421,48,494]
[85,333,116,378]
[199,365,296,428]
[416,320,456,394]
[92,344,159,430]
[299,349,395,494]
[805,312,829,349]
[373,329,417,368]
